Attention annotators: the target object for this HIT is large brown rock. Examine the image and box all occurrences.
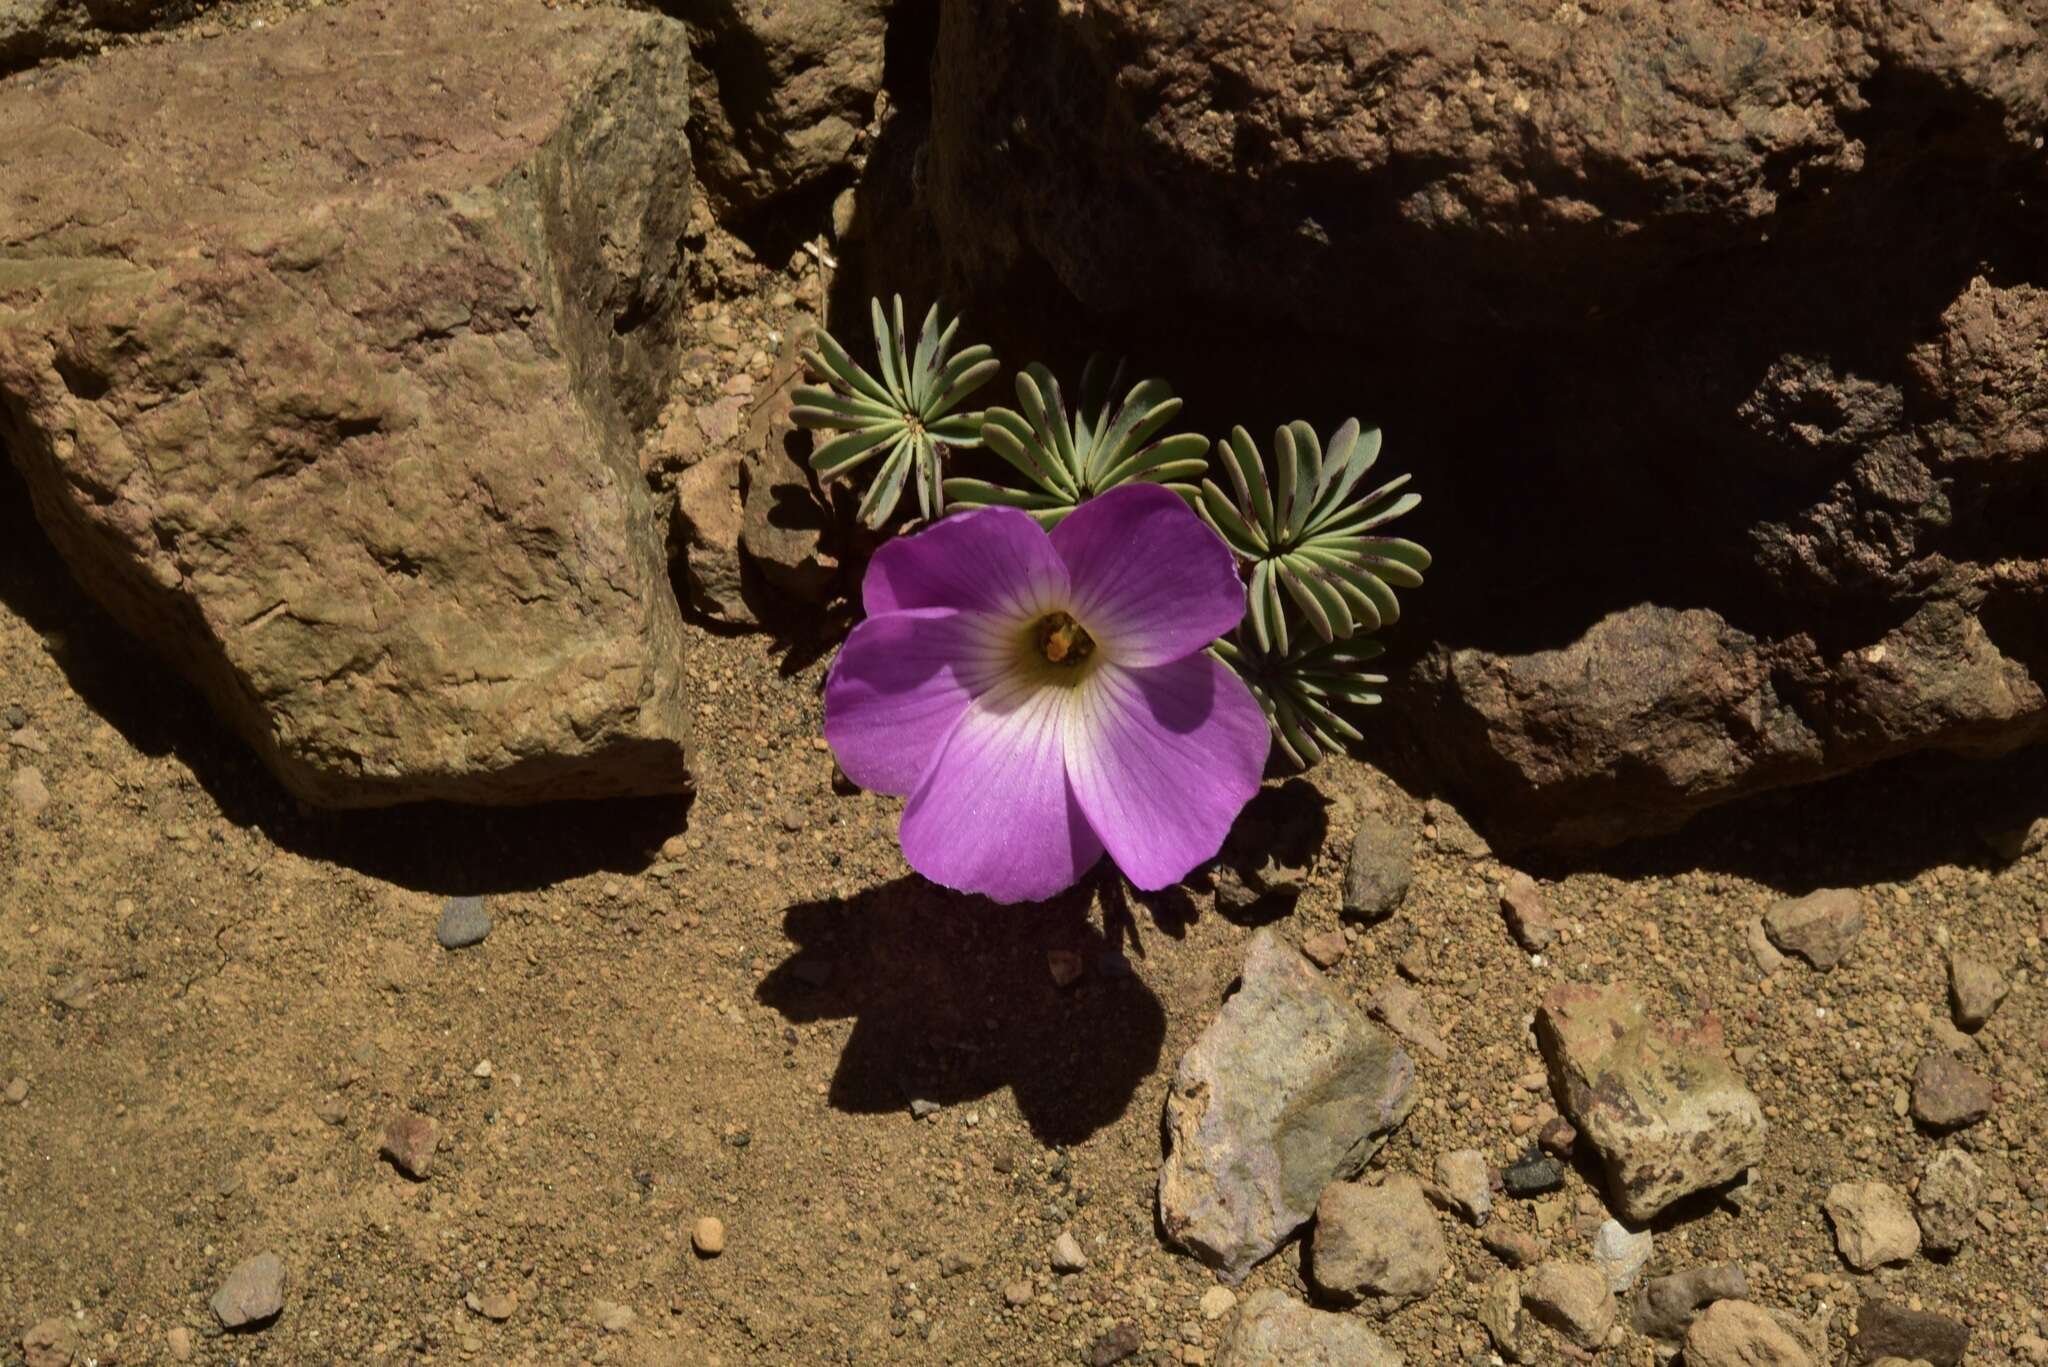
[0,0,696,806]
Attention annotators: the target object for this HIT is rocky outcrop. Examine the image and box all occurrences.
[0,0,696,806]
[0,0,183,74]
[918,0,2048,848]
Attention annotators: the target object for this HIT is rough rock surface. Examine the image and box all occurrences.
[1536,982,1766,1221]
[1591,1219,1652,1293]
[672,451,751,623]
[1306,1175,1445,1315]
[1913,1148,1985,1256]
[1520,1261,1615,1352]
[1825,1180,1920,1270]
[210,1251,286,1329]
[1634,1264,1749,1343]
[1342,813,1412,920]
[1686,1300,1814,1367]
[0,0,696,806]
[0,0,181,73]
[1478,1273,1522,1362]
[1911,1051,1995,1132]
[1947,949,2010,1030]
[1159,930,1416,1282]
[1432,1148,1491,1226]
[739,339,838,603]
[924,0,2048,849]
[1213,1289,1405,1367]
[1763,889,1870,971]
[1499,872,1557,951]
[1851,1300,1970,1367]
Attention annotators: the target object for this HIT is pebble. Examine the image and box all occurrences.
[589,1300,636,1333]
[692,1216,726,1257]
[1591,1219,1653,1292]
[7,765,50,816]
[1047,949,1083,986]
[1050,1230,1088,1273]
[1911,1050,1994,1131]
[1538,1115,1577,1158]
[1502,1147,1566,1197]
[4,1076,25,1105]
[1825,1180,1920,1270]
[1481,1225,1547,1268]
[210,1250,287,1329]
[1214,1290,1404,1365]
[1946,950,2009,1031]
[1745,917,1788,974]
[1308,1175,1445,1314]
[1685,1300,1813,1367]
[434,895,492,949]
[20,1319,79,1367]
[1085,1323,1140,1366]
[1520,1261,1616,1351]
[1199,1287,1237,1321]
[1479,1272,1523,1360]
[165,1325,195,1360]
[466,1289,517,1320]
[1913,1147,1984,1256]
[1850,1299,1968,1367]
[938,1250,977,1277]
[1633,1264,1748,1341]
[1342,815,1412,921]
[1003,1280,1033,1307]
[1366,979,1448,1060]
[1301,929,1348,969]
[1433,1148,1492,1225]
[1500,872,1558,951]
[1762,888,1868,970]
[908,1098,940,1119]
[380,1111,440,1180]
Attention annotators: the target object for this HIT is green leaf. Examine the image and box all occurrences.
[909,302,943,410]
[942,477,1067,513]
[982,410,1073,498]
[1096,432,1212,490]
[812,422,902,480]
[1246,559,1277,654]
[1227,427,1276,537]
[809,330,896,409]
[857,435,913,527]
[1199,479,1268,557]
[930,353,999,418]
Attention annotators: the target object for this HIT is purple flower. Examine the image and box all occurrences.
[825,484,1271,903]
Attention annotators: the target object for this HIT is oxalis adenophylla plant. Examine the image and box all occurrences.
[802,297,1431,903]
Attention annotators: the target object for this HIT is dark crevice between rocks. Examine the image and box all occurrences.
[0,443,688,894]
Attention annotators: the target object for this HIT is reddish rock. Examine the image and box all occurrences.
[381,1112,440,1180]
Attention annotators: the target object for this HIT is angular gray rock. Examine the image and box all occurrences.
[1307,1175,1445,1315]
[434,897,492,951]
[1342,814,1412,921]
[1500,872,1557,951]
[1634,1264,1749,1342]
[1914,1148,1985,1256]
[1521,1262,1615,1352]
[1536,982,1765,1221]
[1591,1219,1653,1293]
[1159,930,1416,1282]
[1479,1273,1523,1362]
[1432,1148,1492,1226]
[1825,1180,1920,1270]
[672,451,752,624]
[1213,1289,1405,1367]
[1686,1300,1814,1367]
[1763,889,1869,970]
[0,0,695,807]
[210,1251,286,1329]
[1947,950,2010,1031]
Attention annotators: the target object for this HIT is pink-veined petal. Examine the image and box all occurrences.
[1063,653,1269,892]
[863,504,1069,622]
[823,607,1012,796]
[1050,484,1245,666]
[899,681,1105,903]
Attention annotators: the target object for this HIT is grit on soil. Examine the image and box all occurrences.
[4,443,2047,1366]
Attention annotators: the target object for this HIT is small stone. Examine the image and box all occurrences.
[1051,1230,1088,1272]
[1521,1261,1616,1351]
[1307,1174,1445,1314]
[1003,1280,1033,1307]
[165,1325,195,1360]
[1911,1051,1994,1131]
[1537,1115,1576,1158]
[1423,796,1491,857]
[589,1300,636,1333]
[1502,1147,1566,1198]
[20,1319,80,1367]
[1762,888,1868,970]
[1825,1180,1920,1270]
[1500,872,1557,951]
[1047,949,1084,986]
[1591,1219,1653,1292]
[3,1076,25,1105]
[1213,1289,1404,1366]
[1685,1300,1813,1367]
[1633,1263,1748,1341]
[434,895,491,949]
[1301,930,1348,969]
[1085,1322,1140,1366]
[909,1098,940,1119]
[1482,1225,1548,1268]
[210,1250,287,1329]
[469,1289,517,1321]
[938,1250,976,1277]
[380,1111,440,1180]
[1199,1287,1238,1321]
[1342,815,1412,921]
[1849,1299,1968,1367]
[1366,979,1448,1060]
[1746,917,1788,974]
[1946,950,2009,1031]
[691,1216,726,1256]
[1434,1148,1492,1225]
[1480,1273,1524,1361]
[1913,1147,1984,1256]
[471,1059,493,1079]
[1536,981,1764,1221]
[8,765,50,815]
[2015,1333,2048,1364]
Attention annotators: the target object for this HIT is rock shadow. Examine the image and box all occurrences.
[757,872,1167,1147]
[0,454,687,894]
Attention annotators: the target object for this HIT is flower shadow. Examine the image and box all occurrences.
[756,874,1167,1147]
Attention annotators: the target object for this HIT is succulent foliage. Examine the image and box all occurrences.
[1211,630,1389,769]
[792,296,997,528]
[944,357,1211,528]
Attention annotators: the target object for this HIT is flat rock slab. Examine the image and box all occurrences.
[0,0,694,806]
[1159,929,1415,1283]
[1536,982,1765,1222]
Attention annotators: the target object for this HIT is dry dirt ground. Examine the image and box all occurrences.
[5,10,2048,1367]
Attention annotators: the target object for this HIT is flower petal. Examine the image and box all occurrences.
[900,682,1105,903]
[1050,484,1245,666]
[1064,653,1270,892]
[863,504,1069,621]
[823,607,1011,796]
